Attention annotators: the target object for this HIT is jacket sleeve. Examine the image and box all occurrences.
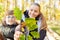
[38,29,46,40]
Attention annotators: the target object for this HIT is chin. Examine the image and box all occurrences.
[7,23,14,25]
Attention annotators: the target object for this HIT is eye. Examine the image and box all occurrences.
[7,16,14,18]
[8,16,10,18]
[11,16,14,18]
[30,9,33,11]
[34,10,37,12]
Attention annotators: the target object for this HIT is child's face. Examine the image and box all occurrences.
[28,5,40,18]
[5,15,16,25]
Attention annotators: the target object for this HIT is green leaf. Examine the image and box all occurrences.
[14,7,22,20]
[19,34,25,40]
[25,18,38,31]
[31,31,40,38]
[28,35,33,40]
[28,24,38,31]
[19,18,40,40]
[25,18,36,24]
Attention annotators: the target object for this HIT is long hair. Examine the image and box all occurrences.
[39,13,47,30]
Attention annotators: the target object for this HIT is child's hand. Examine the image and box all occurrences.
[14,31,22,40]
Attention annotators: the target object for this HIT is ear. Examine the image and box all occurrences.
[2,17,6,25]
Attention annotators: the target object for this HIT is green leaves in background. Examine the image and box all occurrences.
[0,5,4,13]
[25,18,38,31]
[14,7,22,20]
[0,4,4,23]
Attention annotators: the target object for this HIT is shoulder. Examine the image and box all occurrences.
[23,10,29,18]
[15,25,21,31]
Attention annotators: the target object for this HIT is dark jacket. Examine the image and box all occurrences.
[0,24,18,40]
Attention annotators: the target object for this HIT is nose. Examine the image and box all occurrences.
[31,10,34,14]
[9,18,13,21]
[9,17,12,19]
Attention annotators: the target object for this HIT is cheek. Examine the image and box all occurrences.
[5,19,10,24]
[6,18,9,22]
[35,13,39,16]
[6,18,15,22]
[12,18,15,22]
[28,11,31,15]
[34,13,39,17]
[28,11,31,17]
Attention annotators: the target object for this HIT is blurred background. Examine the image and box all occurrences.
[0,0,60,40]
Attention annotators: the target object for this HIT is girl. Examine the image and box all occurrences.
[14,3,47,40]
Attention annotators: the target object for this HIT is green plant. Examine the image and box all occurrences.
[14,7,22,20]
[19,18,40,40]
